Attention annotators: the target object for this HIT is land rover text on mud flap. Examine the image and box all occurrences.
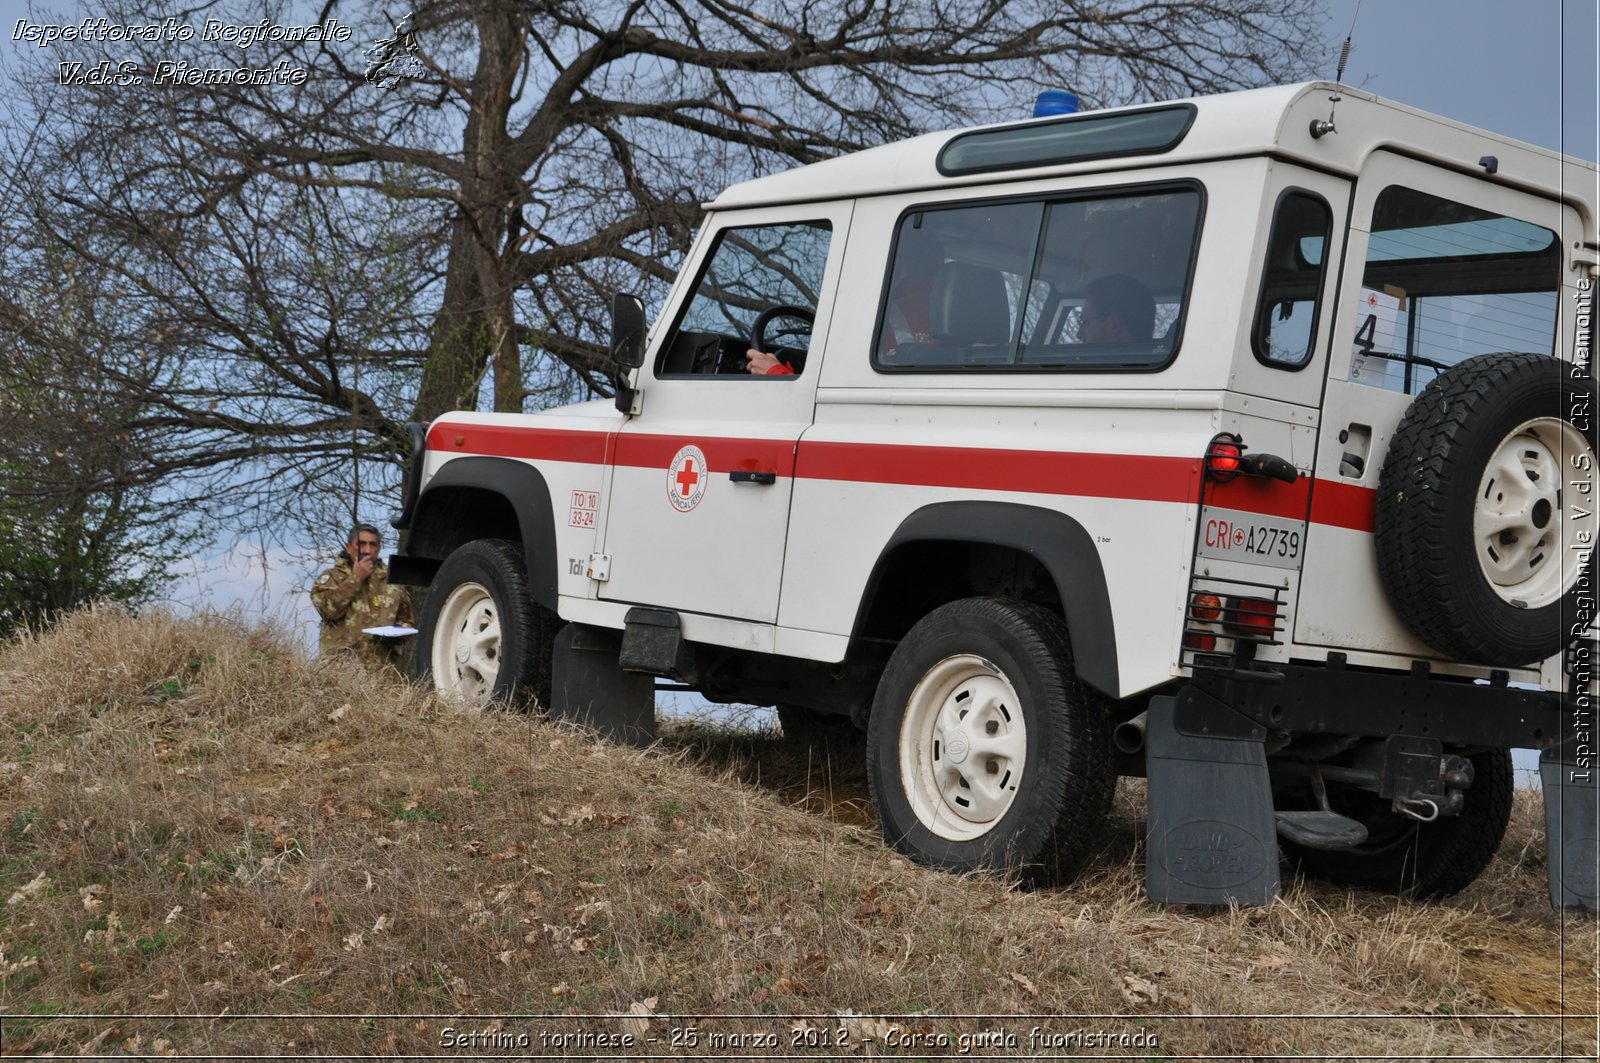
[390,82,1600,908]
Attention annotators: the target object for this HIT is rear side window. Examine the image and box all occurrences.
[1349,185,1559,394]
[873,186,1203,373]
[1253,191,1334,369]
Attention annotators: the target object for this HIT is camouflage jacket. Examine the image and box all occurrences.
[310,556,415,669]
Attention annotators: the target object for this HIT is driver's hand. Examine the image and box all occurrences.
[745,348,782,375]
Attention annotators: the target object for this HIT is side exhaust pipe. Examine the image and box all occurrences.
[1113,710,1148,755]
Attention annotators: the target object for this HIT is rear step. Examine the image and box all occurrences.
[1274,811,1368,849]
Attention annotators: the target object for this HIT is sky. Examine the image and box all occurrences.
[1317,0,1598,160]
[4,2,1597,743]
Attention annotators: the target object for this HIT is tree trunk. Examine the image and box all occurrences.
[412,6,526,422]
[413,214,492,422]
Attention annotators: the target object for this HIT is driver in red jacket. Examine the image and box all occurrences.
[744,348,794,375]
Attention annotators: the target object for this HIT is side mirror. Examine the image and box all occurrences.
[610,292,647,369]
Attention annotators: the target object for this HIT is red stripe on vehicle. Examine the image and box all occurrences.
[1206,474,1312,521]
[1310,479,1378,533]
[428,422,611,465]
[427,420,1381,530]
[794,440,1201,502]
[613,433,798,472]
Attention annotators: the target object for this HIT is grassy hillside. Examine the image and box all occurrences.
[0,609,1593,1059]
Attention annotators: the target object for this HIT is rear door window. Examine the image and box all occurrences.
[1348,185,1559,394]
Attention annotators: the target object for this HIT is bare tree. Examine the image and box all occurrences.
[0,236,200,634]
[2,0,1326,537]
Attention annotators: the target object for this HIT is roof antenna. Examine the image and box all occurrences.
[1311,1,1361,140]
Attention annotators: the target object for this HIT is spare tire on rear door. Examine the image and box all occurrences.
[1376,352,1597,666]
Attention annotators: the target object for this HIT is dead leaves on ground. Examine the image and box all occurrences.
[1119,972,1160,1007]
[619,995,659,1037]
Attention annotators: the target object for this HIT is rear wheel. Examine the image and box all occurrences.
[1284,749,1514,898]
[416,539,557,710]
[866,597,1113,883]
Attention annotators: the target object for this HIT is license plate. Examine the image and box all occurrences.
[1197,507,1306,570]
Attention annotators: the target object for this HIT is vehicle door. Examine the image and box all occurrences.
[600,203,851,624]
[1295,150,1578,654]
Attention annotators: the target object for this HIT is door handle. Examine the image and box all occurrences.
[729,470,776,485]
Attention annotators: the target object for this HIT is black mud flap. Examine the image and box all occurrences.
[1144,694,1281,905]
[551,623,657,747]
[1540,743,1600,912]
[619,607,698,681]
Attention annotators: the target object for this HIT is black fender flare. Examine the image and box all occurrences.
[389,422,429,531]
[854,501,1119,695]
[413,456,558,610]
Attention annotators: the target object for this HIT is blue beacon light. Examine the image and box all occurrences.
[1033,90,1079,118]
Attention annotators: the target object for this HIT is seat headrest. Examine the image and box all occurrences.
[930,262,1011,346]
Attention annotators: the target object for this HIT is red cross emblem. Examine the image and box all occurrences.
[675,458,699,496]
[666,444,708,512]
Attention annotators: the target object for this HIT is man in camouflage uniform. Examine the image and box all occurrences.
[310,522,414,671]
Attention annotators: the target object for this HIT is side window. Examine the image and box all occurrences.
[1253,191,1333,368]
[1349,185,1559,394]
[875,186,1202,372]
[877,201,1043,367]
[656,221,832,377]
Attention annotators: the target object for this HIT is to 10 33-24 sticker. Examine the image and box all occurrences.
[568,490,599,528]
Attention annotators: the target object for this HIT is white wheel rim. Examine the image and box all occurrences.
[1472,416,1594,609]
[431,581,501,706]
[898,654,1027,842]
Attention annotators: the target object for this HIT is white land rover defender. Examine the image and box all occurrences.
[390,82,1599,907]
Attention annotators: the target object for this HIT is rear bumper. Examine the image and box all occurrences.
[1182,658,1563,749]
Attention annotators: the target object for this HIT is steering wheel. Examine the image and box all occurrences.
[751,304,816,371]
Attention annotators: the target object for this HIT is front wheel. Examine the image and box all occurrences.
[415,539,557,710]
[866,597,1113,883]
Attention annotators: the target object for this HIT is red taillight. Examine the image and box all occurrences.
[1191,592,1223,621]
[1229,596,1278,637]
[1183,632,1217,652]
[1205,434,1243,480]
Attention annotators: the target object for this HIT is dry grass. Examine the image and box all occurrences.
[0,607,1594,1059]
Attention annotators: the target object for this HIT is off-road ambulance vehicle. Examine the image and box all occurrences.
[391,82,1599,907]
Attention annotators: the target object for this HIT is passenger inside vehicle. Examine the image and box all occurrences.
[1078,273,1155,343]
